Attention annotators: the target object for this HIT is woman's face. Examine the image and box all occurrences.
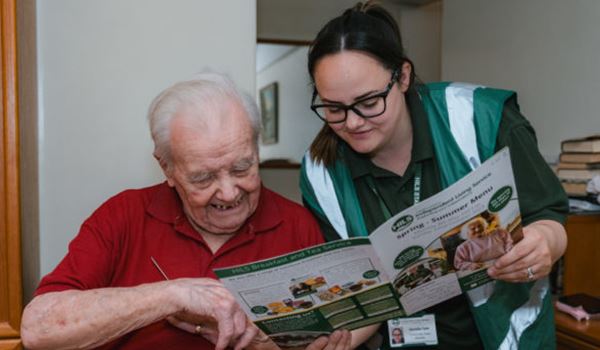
[313,51,411,156]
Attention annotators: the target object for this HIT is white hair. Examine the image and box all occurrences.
[147,71,260,168]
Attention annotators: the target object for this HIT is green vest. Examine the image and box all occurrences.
[300,82,555,349]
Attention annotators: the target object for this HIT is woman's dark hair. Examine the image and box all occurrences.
[308,1,416,166]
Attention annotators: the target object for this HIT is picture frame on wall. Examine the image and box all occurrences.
[259,82,278,145]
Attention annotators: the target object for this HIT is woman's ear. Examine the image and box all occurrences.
[399,61,412,93]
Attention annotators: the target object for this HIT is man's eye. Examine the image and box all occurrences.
[232,158,255,176]
[232,168,250,176]
[190,176,213,187]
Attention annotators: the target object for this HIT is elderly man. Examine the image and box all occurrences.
[21,72,350,350]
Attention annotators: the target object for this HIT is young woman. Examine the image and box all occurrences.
[300,2,568,349]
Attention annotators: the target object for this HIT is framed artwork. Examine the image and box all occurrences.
[259,82,279,144]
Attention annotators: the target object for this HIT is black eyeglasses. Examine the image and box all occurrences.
[310,69,399,124]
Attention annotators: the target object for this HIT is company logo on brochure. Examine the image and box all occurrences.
[391,215,414,232]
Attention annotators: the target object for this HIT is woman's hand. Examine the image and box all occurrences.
[487,220,567,283]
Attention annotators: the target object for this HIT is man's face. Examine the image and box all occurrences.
[162,101,261,236]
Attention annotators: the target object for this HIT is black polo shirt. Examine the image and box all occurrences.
[316,89,568,349]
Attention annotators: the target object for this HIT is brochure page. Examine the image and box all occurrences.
[214,238,404,347]
[369,147,522,315]
[214,147,520,345]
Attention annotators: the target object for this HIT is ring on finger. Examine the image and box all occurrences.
[526,267,535,281]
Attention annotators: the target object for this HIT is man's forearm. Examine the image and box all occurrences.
[21,281,178,350]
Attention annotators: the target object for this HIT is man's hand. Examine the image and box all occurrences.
[168,317,279,350]
[168,278,258,350]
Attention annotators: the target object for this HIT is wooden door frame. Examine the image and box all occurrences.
[0,0,22,340]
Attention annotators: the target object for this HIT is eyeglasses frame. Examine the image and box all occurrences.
[310,69,400,124]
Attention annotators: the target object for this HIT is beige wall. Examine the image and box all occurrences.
[258,0,359,42]
[34,0,256,288]
[260,168,302,203]
[442,0,600,160]
[399,1,441,83]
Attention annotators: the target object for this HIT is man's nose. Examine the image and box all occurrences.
[215,176,241,202]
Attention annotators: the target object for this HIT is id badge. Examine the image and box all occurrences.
[387,314,438,347]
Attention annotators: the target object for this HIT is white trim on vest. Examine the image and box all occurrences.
[303,152,349,239]
[446,83,483,169]
[498,278,550,349]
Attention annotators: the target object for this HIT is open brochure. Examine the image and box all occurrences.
[214,147,522,347]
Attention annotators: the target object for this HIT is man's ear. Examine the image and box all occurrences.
[399,61,412,93]
[154,153,175,187]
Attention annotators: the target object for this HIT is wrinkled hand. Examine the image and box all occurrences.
[305,330,352,350]
[167,278,258,350]
[487,221,566,283]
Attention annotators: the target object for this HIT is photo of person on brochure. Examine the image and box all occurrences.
[454,216,514,271]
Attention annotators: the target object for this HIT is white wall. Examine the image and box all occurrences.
[258,46,321,162]
[442,0,600,160]
[36,0,256,276]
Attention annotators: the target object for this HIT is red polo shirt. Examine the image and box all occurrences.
[36,182,324,350]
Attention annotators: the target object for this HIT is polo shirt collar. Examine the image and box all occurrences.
[147,182,281,236]
[247,186,283,233]
[147,182,184,224]
[342,88,435,179]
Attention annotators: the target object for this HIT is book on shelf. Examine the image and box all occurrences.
[557,168,600,181]
[561,134,600,153]
[568,197,600,212]
[561,181,589,197]
[557,161,600,170]
[559,152,600,163]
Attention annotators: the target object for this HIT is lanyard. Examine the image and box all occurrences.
[365,163,422,221]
